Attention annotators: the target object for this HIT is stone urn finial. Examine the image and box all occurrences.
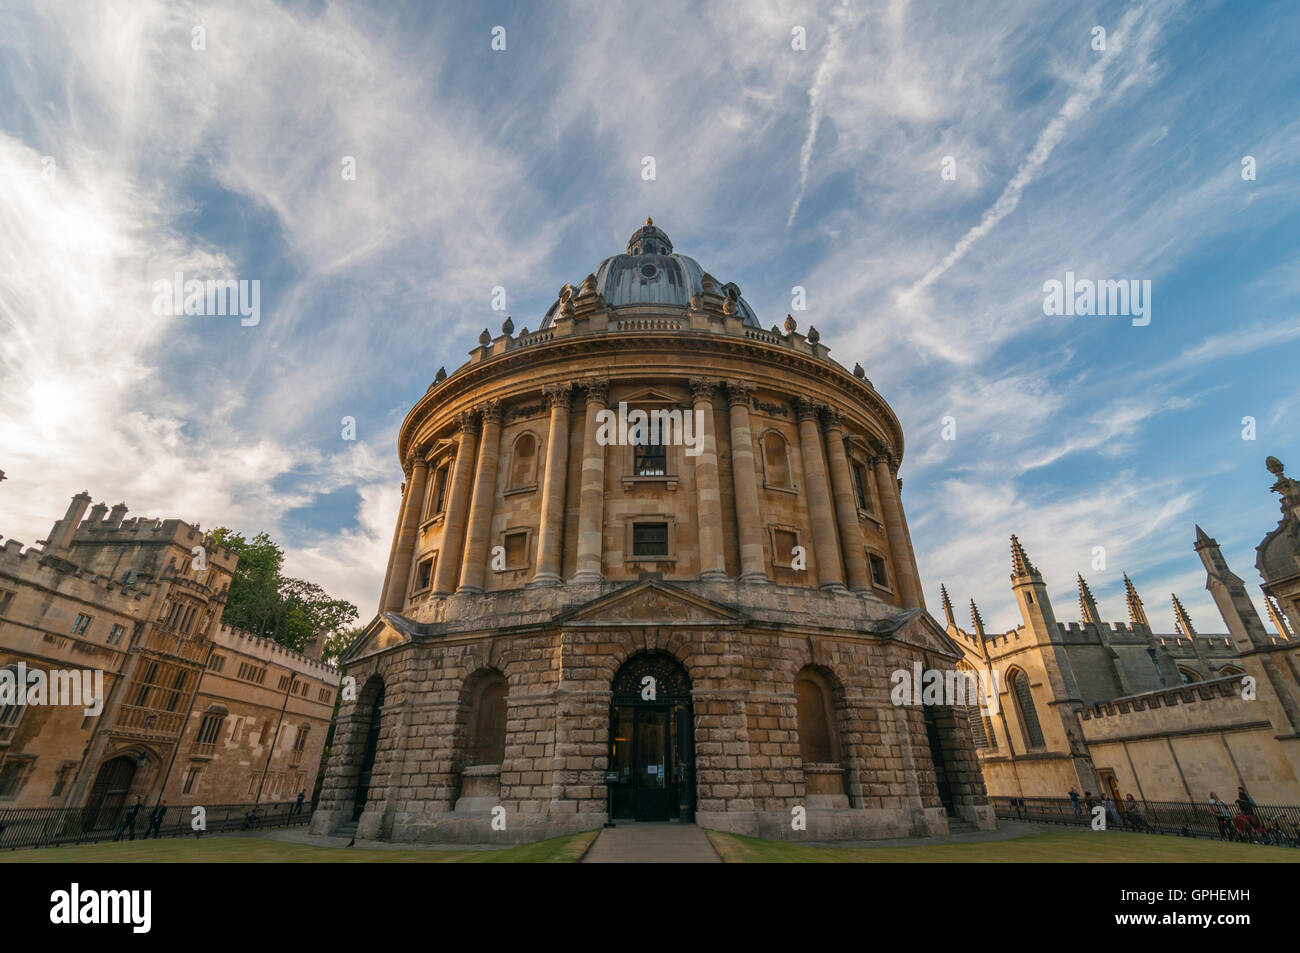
[435,366,447,383]
[853,362,865,379]
[807,325,820,344]
[479,328,491,346]
[1267,456,1285,477]
[502,315,515,336]
[784,314,797,333]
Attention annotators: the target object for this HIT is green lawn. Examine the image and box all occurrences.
[0,830,598,863]
[706,829,1300,862]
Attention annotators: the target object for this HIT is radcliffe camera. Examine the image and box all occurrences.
[0,0,1294,938]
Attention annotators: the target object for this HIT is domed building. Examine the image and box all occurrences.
[312,220,993,843]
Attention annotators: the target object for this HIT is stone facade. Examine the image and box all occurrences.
[312,220,992,844]
[0,494,339,820]
[943,462,1300,805]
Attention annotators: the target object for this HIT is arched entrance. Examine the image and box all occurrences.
[922,706,956,817]
[85,755,137,831]
[351,679,386,822]
[608,652,694,822]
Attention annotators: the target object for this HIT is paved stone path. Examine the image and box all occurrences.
[581,822,723,863]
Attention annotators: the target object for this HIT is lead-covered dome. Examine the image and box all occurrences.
[541,219,760,329]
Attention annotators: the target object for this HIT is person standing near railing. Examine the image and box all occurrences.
[1209,792,1232,840]
[1101,793,1121,828]
[1068,788,1081,818]
[144,800,167,839]
[113,797,142,842]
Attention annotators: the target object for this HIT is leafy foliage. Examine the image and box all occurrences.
[207,527,358,652]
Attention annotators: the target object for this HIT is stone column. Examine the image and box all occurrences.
[691,378,728,581]
[531,383,573,587]
[432,412,480,595]
[571,380,608,584]
[873,449,921,607]
[457,400,503,593]
[894,474,927,610]
[794,398,845,590]
[725,381,766,583]
[382,449,428,611]
[823,410,871,592]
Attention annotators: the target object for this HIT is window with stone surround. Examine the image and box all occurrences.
[496,529,531,572]
[425,462,450,519]
[626,517,676,563]
[0,757,32,799]
[769,525,802,568]
[107,624,126,645]
[761,431,793,490]
[0,590,14,617]
[465,671,508,766]
[852,462,874,513]
[412,554,436,593]
[195,706,226,757]
[867,551,890,590]
[0,665,26,745]
[506,431,539,492]
[182,765,201,794]
[796,670,839,764]
[1007,668,1044,749]
[71,613,92,635]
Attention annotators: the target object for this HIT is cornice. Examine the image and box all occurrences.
[399,330,905,465]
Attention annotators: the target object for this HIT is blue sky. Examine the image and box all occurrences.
[1,0,1296,635]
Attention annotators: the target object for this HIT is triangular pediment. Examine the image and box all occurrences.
[621,387,684,405]
[341,612,416,663]
[557,579,748,627]
[869,607,969,658]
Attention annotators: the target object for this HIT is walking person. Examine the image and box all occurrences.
[291,790,306,818]
[1102,793,1121,828]
[1068,787,1082,818]
[113,796,142,842]
[1209,792,1232,840]
[145,800,167,839]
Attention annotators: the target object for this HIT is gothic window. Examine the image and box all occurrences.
[466,672,508,766]
[795,669,839,765]
[762,431,792,489]
[1220,665,1244,677]
[195,706,226,756]
[508,432,538,489]
[1178,667,1199,684]
[959,664,989,750]
[1007,668,1045,748]
[292,724,310,765]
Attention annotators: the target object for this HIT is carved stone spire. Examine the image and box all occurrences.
[1077,573,1101,624]
[1171,593,1197,638]
[1010,534,1038,579]
[970,598,987,638]
[1124,573,1149,627]
[939,584,956,627]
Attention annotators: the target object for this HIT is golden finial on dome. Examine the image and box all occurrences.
[645,217,653,226]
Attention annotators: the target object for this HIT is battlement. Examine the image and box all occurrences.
[0,536,157,603]
[211,623,339,681]
[1080,674,1244,721]
[1058,620,1146,642]
[1157,633,1232,654]
[70,512,238,564]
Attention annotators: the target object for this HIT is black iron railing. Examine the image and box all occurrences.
[0,800,311,851]
[992,796,1300,846]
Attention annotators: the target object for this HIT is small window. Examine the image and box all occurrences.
[277,674,291,691]
[868,553,889,588]
[632,522,669,557]
[634,440,667,477]
[0,590,14,616]
[107,624,126,645]
[208,654,225,673]
[502,531,528,570]
[0,759,31,798]
[853,464,871,511]
[182,766,201,794]
[773,529,799,567]
[71,613,92,635]
[51,763,74,797]
[258,722,271,746]
[414,555,435,591]
[432,465,449,514]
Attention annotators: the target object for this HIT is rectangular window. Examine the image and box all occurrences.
[502,531,527,569]
[433,465,449,515]
[107,624,126,645]
[182,766,200,794]
[277,674,291,692]
[71,613,92,635]
[632,522,669,557]
[773,529,799,567]
[414,556,435,591]
[868,553,889,588]
[51,763,74,797]
[208,654,225,673]
[853,464,870,511]
[633,441,667,477]
[259,722,271,746]
[0,760,30,798]
[0,590,14,616]
[319,687,332,703]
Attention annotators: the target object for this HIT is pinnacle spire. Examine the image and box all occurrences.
[1010,534,1038,578]
[1171,593,1197,638]
[1077,573,1101,623]
[1194,524,1216,548]
[970,598,987,637]
[1123,573,1149,627]
[939,584,956,627]
[1265,594,1294,641]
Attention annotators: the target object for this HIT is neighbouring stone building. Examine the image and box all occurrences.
[313,219,993,845]
[943,458,1300,805]
[0,493,340,827]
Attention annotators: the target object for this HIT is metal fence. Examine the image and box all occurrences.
[992,796,1300,846]
[0,800,311,851]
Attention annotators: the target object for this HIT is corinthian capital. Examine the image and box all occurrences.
[582,378,609,407]
[792,396,824,422]
[724,380,754,407]
[456,409,482,437]
[543,382,575,409]
[689,377,719,403]
[479,399,504,427]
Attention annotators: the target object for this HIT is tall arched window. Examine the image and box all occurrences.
[1007,668,1044,748]
[466,671,508,766]
[1178,667,1200,684]
[762,432,791,489]
[509,433,538,490]
[795,669,838,764]
[958,664,989,750]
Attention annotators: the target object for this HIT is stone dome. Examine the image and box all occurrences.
[540,219,761,329]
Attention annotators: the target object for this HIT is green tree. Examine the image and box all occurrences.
[207,527,358,652]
